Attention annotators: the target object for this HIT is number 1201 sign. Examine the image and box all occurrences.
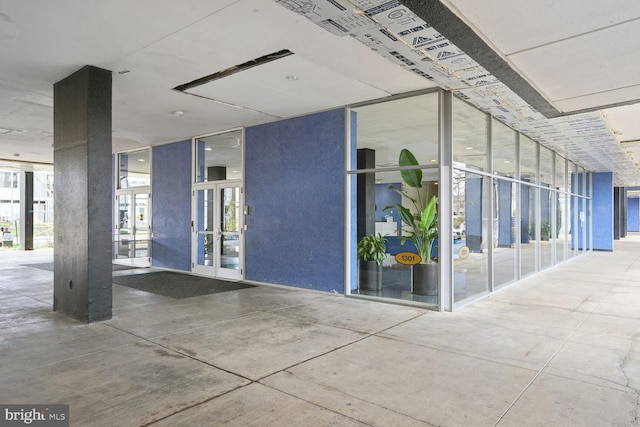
[394,252,422,265]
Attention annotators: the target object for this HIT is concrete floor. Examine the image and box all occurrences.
[1,237,640,427]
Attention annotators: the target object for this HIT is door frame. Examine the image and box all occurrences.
[191,180,244,280]
[114,186,152,267]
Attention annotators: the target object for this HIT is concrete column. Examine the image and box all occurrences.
[20,171,34,250]
[53,66,112,323]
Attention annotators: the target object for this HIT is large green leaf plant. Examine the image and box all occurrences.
[384,149,438,264]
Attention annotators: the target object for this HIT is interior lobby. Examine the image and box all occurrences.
[2,0,640,425]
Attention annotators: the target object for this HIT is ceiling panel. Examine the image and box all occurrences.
[508,19,640,105]
[184,55,389,117]
[555,84,640,113]
[444,0,640,55]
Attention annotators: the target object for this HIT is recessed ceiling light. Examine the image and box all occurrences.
[137,159,145,162]
[285,75,299,81]
[465,146,474,150]
[430,159,437,163]
[118,70,130,75]
[204,147,213,152]
[171,110,184,117]
[503,160,511,163]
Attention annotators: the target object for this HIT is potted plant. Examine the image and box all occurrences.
[384,149,439,296]
[357,233,386,291]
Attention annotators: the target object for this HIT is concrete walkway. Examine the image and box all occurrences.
[1,237,640,426]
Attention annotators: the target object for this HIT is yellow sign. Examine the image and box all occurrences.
[395,252,422,265]
[458,246,470,259]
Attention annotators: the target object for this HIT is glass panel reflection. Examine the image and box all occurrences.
[454,170,490,303]
[494,178,517,287]
[521,183,537,276]
[453,97,488,171]
[118,149,150,189]
[195,129,243,182]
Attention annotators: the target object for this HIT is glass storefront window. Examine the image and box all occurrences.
[453,97,488,172]
[350,168,439,306]
[353,93,439,166]
[453,169,489,303]
[118,148,150,189]
[492,119,517,178]
[521,183,537,276]
[493,177,517,288]
[347,90,592,310]
[520,136,538,184]
[350,92,440,306]
[195,129,243,183]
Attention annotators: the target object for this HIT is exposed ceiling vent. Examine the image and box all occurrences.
[174,49,294,92]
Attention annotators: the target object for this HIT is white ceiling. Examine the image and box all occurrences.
[2,0,640,186]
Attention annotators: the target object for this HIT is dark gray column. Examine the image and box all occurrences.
[207,166,226,181]
[20,171,34,250]
[53,66,112,323]
[357,148,375,241]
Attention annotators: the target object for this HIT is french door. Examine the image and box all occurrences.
[114,189,151,267]
[192,181,243,280]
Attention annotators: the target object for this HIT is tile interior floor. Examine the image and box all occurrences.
[2,236,640,426]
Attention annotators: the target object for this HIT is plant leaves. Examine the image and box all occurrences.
[399,149,422,188]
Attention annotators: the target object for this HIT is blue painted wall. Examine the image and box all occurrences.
[628,197,640,232]
[376,182,402,230]
[152,140,192,271]
[592,172,613,251]
[245,109,346,293]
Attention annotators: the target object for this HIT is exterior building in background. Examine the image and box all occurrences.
[0,170,54,248]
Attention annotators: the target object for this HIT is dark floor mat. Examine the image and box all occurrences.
[112,271,254,299]
[24,263,140,272]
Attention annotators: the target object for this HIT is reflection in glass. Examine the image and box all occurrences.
[352,93,439,167]
[220,186,241,270]
[494,178,517,287]
[556,191,567,264]
[492,119,517,178]
[521,183,537,276]
[520,136,538,184]
[195,129,243,182]
[454,170,489,303]
[118,149,150,189]
[453,97,488,171]
[114,192,150,263]
[540,186,553,269]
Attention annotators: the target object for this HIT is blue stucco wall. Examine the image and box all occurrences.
[628,197,640,232]
[245,109,346,293]
[592,172,613,251]
[152,140,192,271]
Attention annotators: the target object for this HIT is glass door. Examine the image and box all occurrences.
[114,189,151,267]
[192,181,243,280]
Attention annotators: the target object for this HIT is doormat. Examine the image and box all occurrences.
[112,271,254,299]
[24,263,141,272]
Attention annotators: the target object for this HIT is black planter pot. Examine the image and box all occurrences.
[358,260,382,291]
[413,263,438,296]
